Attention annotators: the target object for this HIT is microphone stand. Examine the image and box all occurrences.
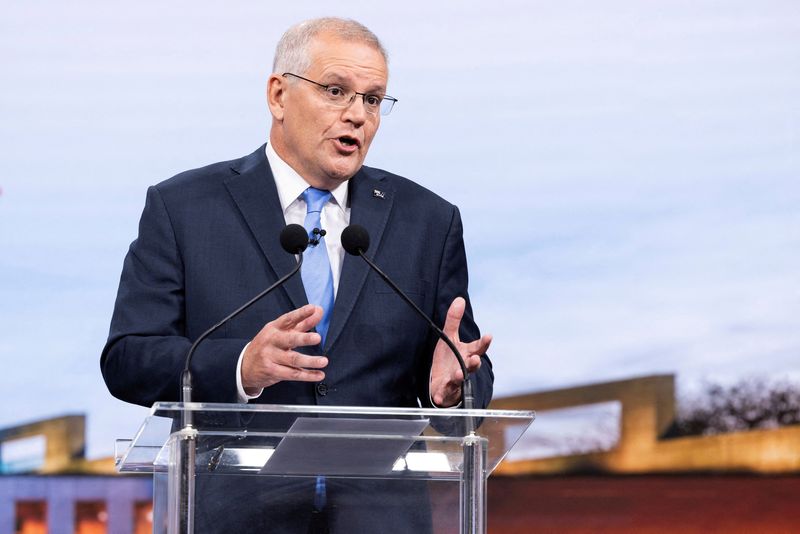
[352,246,484,534]
[176,256,304,534]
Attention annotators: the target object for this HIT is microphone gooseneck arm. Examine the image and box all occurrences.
[181,255,303,397]
[353,248,475,412]
[180,223,309,429]
[180,254,303,427]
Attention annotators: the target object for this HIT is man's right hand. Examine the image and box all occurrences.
[241,304,328,395]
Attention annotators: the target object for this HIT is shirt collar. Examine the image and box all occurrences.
[265,143,349,213]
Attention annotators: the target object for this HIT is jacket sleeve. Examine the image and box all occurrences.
[100,186,247,407]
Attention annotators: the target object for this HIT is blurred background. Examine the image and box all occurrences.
[1,1,798,532]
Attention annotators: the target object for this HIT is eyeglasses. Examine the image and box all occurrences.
[283,72,398,116]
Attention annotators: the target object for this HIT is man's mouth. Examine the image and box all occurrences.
[337,136,360,148]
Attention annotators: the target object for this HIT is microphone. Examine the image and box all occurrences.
[180,223,309,427]
[309,227,327,246]
[280,223,312,255]
[341,224,475,412]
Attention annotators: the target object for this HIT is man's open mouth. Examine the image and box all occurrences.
[338,136,359,147]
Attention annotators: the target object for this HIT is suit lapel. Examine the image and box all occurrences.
[325,168,394,351]
[223,146,308,311]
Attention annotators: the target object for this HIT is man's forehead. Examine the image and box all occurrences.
[307,35,386,68]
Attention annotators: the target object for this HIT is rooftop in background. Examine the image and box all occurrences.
[0,414,115,475]
[491,374,800,475]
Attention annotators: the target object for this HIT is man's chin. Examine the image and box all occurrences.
[322,161,362,184]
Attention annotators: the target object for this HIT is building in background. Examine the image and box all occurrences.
[0,415,151,534]
[487,374,800,534]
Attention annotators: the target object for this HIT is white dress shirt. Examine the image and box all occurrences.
[266,142,351,294]
[235,143,351,401]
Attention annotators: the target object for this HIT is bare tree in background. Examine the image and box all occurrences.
[675,377,800,437]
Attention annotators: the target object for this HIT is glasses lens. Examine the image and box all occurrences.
[380,98,396,116]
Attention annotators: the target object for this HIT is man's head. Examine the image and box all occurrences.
[267,18,390,190]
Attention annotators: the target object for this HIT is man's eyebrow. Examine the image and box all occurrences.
[322,74,386,94]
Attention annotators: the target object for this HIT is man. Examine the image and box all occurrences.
[102,17,493,532]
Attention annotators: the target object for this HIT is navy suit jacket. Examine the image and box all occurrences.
[101,145,493,411]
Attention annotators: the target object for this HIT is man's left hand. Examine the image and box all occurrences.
[429,297,492,407]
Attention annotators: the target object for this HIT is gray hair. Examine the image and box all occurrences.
[273,17,388,76]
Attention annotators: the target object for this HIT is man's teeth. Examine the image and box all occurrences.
[340,137,356,146]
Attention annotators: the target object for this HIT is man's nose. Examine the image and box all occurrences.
[341,94,369,124]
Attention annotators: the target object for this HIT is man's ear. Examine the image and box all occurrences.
[266,74,286,121]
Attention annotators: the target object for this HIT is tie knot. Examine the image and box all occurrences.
[302,187,332,214]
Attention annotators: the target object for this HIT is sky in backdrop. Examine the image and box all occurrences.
[1,1,798,458]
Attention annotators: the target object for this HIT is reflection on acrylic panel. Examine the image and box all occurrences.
[506,401,621,461]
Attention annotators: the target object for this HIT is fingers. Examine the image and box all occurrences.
[267,329,321,351]
[242,345,329,389]
[429,335,490,403]
[442,297,466,341]
[268,351,329,381]
[429,329,491,407]
[443,333,491,374]
[257,305,324,350]
[271,304,323,332]
[243,305,329,390]
[464,354,481,373]
[292,305,324,333]
[261,363,325,384]
[462,334,492,372]
[432,385,461,408]
[285,351,328,370]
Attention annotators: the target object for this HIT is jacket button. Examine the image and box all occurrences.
[316,383,328,396]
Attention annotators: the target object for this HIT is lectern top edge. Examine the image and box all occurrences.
[150,401,535,421]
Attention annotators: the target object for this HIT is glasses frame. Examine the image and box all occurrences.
[282,72,398,116]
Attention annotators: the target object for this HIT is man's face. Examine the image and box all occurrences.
[268,33,388,189]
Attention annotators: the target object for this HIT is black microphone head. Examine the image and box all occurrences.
[280,224,309,254]
[341,224,370,255]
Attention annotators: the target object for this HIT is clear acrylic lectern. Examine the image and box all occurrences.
[116,402,534,534]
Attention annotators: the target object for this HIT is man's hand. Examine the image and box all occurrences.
[429,297,492,407]
[241,304,328,394]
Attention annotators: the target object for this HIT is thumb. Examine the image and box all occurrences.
[442,297,466,341]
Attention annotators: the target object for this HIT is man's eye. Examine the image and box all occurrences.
[364,95,382,107]
[326,86,346,98]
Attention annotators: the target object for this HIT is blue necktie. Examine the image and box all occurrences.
[301,187,334,513]
[301,187,335,345]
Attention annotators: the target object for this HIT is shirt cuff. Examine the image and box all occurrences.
[236,342,263,403]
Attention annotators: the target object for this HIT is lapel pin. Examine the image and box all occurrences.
[373,189,385,199]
